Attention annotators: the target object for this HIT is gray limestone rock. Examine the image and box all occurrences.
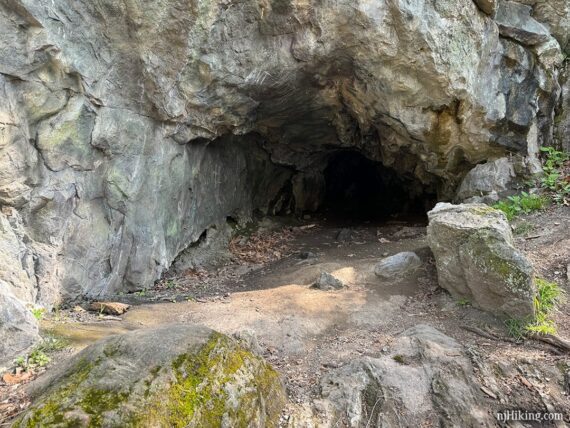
[456,157,516,201]
[0,0,564,307]
[427,203,536,318]
[495,1,552,45]
[313,272,345,291]
[374,252,422,280]
[0,287,39,368]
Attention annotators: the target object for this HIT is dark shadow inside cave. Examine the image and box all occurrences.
[322,150,437,221]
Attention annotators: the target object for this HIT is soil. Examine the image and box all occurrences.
[1,207,570,426]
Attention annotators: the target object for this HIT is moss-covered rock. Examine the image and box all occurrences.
[14,325,286,428]
[427,202,536,318]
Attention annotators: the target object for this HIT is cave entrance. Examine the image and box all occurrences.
[321,150,436,221]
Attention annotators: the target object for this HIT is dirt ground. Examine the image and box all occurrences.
[1,207,570,426]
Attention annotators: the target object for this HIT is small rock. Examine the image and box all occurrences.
[89,301,130,315]
[335,228,352,242]
[299,251,317,260]
[303,214,311,220]
[374,252,422,279]
[312,272,345,290]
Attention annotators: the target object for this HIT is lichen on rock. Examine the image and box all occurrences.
[427,202,536,318]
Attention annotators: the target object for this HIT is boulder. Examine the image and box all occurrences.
[494,1,552,45]
[14,325,286,427]
[319,325,493,427]
[427,203,536,318]
[456,157,516,202]
[313,272,345,291]
[0,287,39,368]
[374,252,422,280]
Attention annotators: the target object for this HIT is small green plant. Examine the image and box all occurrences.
[505,278,564,339]
[534,277,564,315]
[13,334,68,371]
[504,318,527,341]
[15,350,50,371]
[135,289,148,297]
[392,355,407,365]
[540,147,569,204]
[492,192,546,220]
[457,298,471,307]
[31,307,45,321]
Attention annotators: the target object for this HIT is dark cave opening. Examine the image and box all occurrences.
[321,150,437,221]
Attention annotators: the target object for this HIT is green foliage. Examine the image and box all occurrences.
[14,334,69,371]
[392,355,407,365]
[504,318,526,341]
[16,349,50,371]
[505,278,564,339]
[540,147,570,204]
[457,298,471,307]
[492,192,546,220]
[31,308,45,321]
[534,277,564,314]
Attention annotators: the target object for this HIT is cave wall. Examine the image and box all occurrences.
[0,0,567,304]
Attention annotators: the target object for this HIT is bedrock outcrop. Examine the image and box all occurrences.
[15,324,286,427]
[0,0,565,311]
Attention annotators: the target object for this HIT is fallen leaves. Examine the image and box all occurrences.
[229,228,296,264]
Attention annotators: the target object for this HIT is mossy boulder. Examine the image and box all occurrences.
[14,324,286,427]
[427,203,536,318]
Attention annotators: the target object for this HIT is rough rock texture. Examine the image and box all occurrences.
[15,324,286,427]
[427,203,536,318]
[494,1,551,45]
[0,287,40,368]
[514,0,570,53]
[456,157,516,202]
[0,0,564,308]
[373,251,422,280]
[556,63,570,153]
[473,0,498,16]
[319,325,493,427]
[312,272,344,291]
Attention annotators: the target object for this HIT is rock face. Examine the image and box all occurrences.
[0,287,40,367]
[0,0,564,307]
[456,157,516,202]
[427,203,536,318]
[319,325,493,427]
[15,324,286,427]
[374,252,422,280]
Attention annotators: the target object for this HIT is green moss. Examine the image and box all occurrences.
[469,206,499,216]
[13,357,96,427]
[140,332,283,427]
[15,334,284,428]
